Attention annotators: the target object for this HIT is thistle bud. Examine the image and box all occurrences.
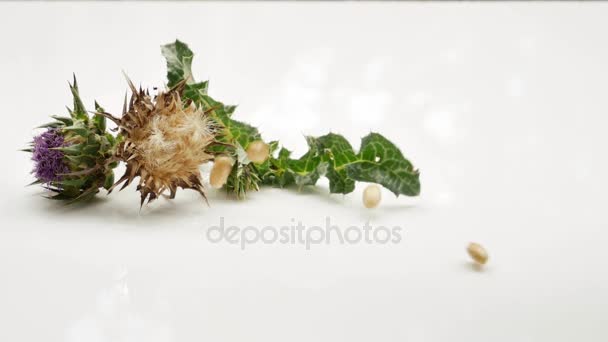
[26,76,118,203]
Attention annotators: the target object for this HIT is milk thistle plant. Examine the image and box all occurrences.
[25,40,421,207]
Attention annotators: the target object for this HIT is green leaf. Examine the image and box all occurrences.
[62,125,89,138]
[182,81,209,104]
[65,186,99,204]
[196,94,260,150]
[69,75,87,120]
[50,116,73,126]
[46,193,76,201]
[103,171,115,190]
[57,177,89,189]
[161,40,195,87]
[225,163,261,199]
[223,117,260,149]
[93,101,106,132]
[261,147,295,187]
[105,133,115,145]
[27,179,43,186]
[287,137,324,187]
[314,133,357,194]
[344,133,420,196]
[81,143,101,156]
[37,121,64,129]
[65,154,96,168]
[55,144,83,155]
[260,132,420,197]
[260,139,324,189]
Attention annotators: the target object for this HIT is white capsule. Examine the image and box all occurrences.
[246,140,270,164]
[209,156,234,189]
[363,184,381,208]
[467,242,489,265]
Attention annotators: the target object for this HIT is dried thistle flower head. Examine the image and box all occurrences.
[102,78,216,206]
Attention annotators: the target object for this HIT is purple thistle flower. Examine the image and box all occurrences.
[32,129,69,183]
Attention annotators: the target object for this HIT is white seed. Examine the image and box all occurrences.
[467,242,489,265]
[363,184,382,208]
[209,156,234,189]
[246,140,270,164]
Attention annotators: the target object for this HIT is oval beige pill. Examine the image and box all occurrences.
[246,140,270,164]
[467,242,489,265]
[363,184,381,208]
[209,156,234,189]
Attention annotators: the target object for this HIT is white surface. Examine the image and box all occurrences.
[1,2,608,341]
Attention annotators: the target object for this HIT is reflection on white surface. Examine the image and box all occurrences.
[506,75,525,98]
[439,47,465,65]
[347,89,391,126]
[251,49,332,133]
[363,56,391,84]
[405,91,432,109]
[66,267,174,342]
[423,108,457,143]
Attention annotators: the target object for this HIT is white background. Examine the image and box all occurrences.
[1,2,607,341]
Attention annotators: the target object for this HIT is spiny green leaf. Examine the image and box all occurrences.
[57,177,89,189]
[287,138,324,187]
[261,147,295,188]
[37,121,64,129]
[313,133,357,194]
[69,75,87,120]
[196,94,260,150]
[62,125,89,138]
[182,81,209,104]
[65,186,99,205]
[50,116,73,126]
[260,132,420,196]
[65,154,95,168]
[81,143,101,156]
[46,193,75,201]
[161,40,195,87]
[344,133,420,196]
[55,144,83,155]
[93,101,106,132]
[225,163,260,199]
[103,171,115,190]
[105,133,116,145]
[27,179,43,186]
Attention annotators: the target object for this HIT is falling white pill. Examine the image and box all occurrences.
[467,242,489,265]
[209,155,234,189]
[246,140,270,164]
[363,184,381,208]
